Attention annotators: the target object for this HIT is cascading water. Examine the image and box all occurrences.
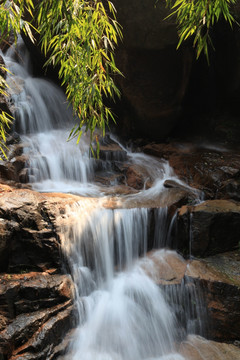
[3,38,97,195]
[60,205,184,360]
[2,39,208,360]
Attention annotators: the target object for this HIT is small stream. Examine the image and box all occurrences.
[2,39,209,360]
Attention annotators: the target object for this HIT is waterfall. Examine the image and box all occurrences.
[2,39,207,360]
[60,205,183,360]
[2,38,97,195]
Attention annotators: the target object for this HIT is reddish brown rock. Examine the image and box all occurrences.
[179,335,240,360]
[140,250,187,286]
[125,165,145,190]
[0,301,74,359]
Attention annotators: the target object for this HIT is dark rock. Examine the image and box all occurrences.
[186,251,240,342]
[0,300,74,359]
[177,200,240,257]
[0,32,15,52]
[112,0,193,140]
[0,162,18,183]
[0,189,62,272]
[0,187,90,273]
[220,178,240,201]
[5,133,20,147]
[18,168,29,183]
[98,138,127,162]
[0,150,29,184]
[0,273,74,317]
[10,155,29,174]
[0,56,7,79]
[0,269,75,359]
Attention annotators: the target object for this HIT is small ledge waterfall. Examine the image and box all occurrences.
[2,39,208,360]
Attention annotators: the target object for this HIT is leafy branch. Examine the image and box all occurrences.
[0,0,35,159]
[0,0,122,156]
[165,0,237,61]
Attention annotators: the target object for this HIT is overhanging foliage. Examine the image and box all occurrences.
[165,0,237,61]
[0,0,238,158]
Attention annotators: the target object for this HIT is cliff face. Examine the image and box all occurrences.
[111,0,240,141]
[112,0,193,140]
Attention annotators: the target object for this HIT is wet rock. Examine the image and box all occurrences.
[220,178,240,201]
[102,185,138,196]
[0,188,84,272]
[179,334,240,360]
[0,144,28,184]
[92,136,129,188]
[140,250,187,286]
[0,270,75,360]
[143,142,240,199]
[5,133,21,147]
[0,300,75,359]
[10,155,29,174]
[0,162,18,183]
[176,200,240,257]
[164,179,201,208]
[94,173,125,187]
[125,165,145,190]
[186,251,240,342]
[142,250,240,343]
[0,219,15,272]
[98,139,127,162]
[0,272,74,317]
[18,168,29,183]
[0,151,29,184]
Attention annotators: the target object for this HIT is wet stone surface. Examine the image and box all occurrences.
[0,272,75,360]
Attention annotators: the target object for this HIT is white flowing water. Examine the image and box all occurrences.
[2,40,207,360]
[60,205,185,360]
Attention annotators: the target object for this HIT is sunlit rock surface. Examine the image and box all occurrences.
[179,335,240,360]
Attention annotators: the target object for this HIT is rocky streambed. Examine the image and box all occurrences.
[0,139,240,360]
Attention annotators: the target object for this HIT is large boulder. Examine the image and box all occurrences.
[111,0,193,140]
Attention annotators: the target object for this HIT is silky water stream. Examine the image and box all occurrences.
[2,40,214,360]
